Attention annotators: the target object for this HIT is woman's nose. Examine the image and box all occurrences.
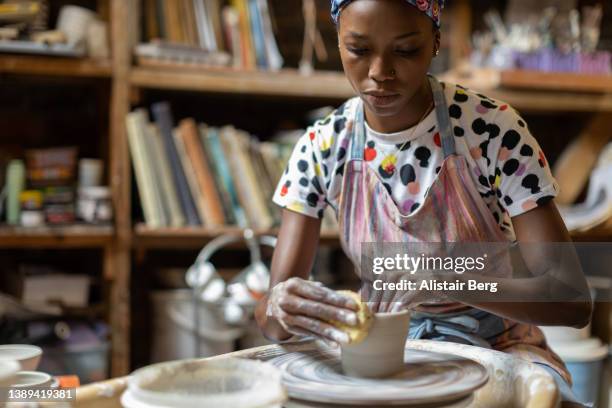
[369,56,395,82]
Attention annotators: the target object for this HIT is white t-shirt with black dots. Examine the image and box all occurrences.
[272,81,560,241]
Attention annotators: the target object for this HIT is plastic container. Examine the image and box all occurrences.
[539,323,591,343]
[121,358,286,408]
[550,338,609,406]
[150,290,244,362]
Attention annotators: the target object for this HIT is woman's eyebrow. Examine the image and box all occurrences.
[345,31,421,40]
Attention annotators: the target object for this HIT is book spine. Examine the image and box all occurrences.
[248,0,267,69]
[257,0,283,70]
[148,124,186,227]
[207,0,226,51]
[151,102,201,226]
[200,126,243,226]
[173,128,206,225]
[126,111,160,227]
[178,118,226,227]
[222,6,242,68]
[6,160,25,225]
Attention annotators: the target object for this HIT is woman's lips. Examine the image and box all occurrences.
[364,93,401,107]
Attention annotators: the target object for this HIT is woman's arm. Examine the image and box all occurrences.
[449,200,593,328]
[255,209,358,342]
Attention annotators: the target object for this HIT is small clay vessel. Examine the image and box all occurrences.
[341,309,411,378]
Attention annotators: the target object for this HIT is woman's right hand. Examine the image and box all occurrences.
[266,277,360,344]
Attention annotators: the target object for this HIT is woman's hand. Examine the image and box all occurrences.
[266,277,360,344]
[365,270,438,313]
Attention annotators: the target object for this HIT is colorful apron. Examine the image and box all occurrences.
[337,76,581,402]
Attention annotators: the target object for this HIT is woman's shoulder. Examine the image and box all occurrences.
[300,97,359,155]
[440,80,528,135]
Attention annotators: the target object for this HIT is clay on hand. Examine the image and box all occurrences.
[266,278,360,344]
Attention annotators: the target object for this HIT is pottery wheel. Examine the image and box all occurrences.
[269,346,488,406]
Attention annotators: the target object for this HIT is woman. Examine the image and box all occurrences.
[255,0,592,406]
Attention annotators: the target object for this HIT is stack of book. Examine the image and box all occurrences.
[138,0,283,70]
[127,102,337,231]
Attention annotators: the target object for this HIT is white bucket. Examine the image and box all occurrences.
[550,337,609,406]
[121,358,286,408]
[150,290,244,362]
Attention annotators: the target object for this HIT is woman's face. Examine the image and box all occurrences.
[338,0,438,120]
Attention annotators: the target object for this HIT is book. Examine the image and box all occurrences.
[6,160,25,225]
[193,0,212,50]
[144,0,160,40]
[222,6,242,68]
[206,0,226,52]
[173,127,205,225]
[224,127,274,228]
[198,125,236,225]
[148,123,186,227]
[248,0,267,68]
[256,0,283,70]
[178,118,226,227]
[155,0,166,39]
[230,0,256,69]
[181,0,199,46]
[163,0,185,44]
[151,102,201,226]
[201,126,247,227]
[126,110,163,227]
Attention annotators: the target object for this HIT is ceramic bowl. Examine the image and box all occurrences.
[341,309,411,378]
[0,360,20,387]
[12,371,53,388]
[0,345,42,371]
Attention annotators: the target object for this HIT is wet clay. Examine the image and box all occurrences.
[340,310,411,378]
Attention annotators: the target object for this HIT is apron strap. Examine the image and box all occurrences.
[350,103,367,162]
[428,76,456,158]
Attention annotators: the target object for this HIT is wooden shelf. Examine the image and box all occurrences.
[500,70,612,94]
[0,55,112,78]
[0,225,114,248]
[441,68,612,113]
[130,66,354,99]
[133,224,340,249]
[133,223,611,248]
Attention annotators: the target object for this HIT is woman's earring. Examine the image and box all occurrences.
[434,48,440,57]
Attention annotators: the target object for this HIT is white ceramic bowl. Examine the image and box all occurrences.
[0,345,42,371]
[12,371,53,388]
[0,360,20,387]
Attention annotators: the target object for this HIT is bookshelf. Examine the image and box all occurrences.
[2,0,611,381]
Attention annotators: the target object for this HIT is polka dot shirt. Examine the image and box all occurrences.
[272,81,559,241]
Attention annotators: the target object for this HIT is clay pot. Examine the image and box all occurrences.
[340,310,411,378]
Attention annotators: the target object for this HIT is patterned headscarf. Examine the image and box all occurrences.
[331,0,445,28]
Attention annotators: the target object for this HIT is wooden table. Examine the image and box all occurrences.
[73,340,561,408]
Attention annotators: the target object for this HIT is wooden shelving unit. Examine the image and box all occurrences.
[0,225,113,248]
[3,0,610,379]
[0,55,112,78]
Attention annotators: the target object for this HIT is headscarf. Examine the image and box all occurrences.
[331,0,445,28]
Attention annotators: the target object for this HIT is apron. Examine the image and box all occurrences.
[336,75,581,402]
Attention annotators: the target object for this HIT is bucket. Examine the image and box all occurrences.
[550,337,609,406]
[150,290,244,362]
[121,358,286,408]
